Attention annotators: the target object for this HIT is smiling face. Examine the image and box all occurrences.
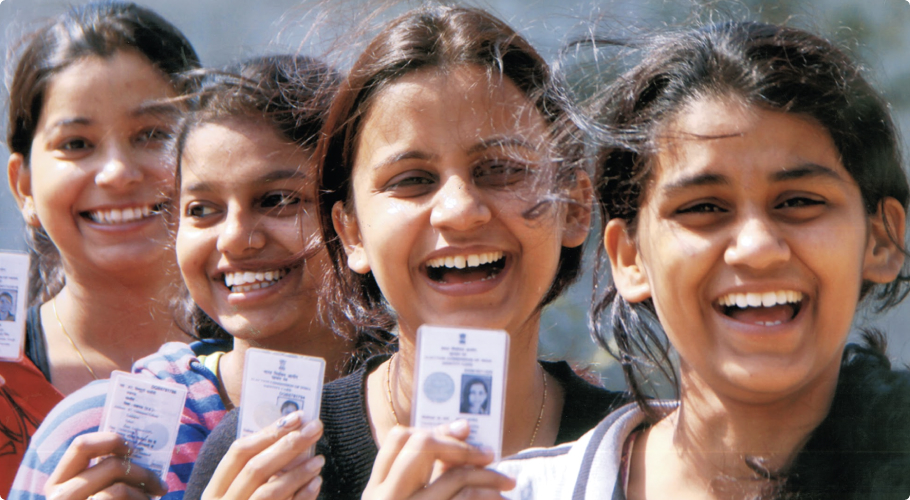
[610,96,903,402]
[334,65,589,340]
[14,50,178,278]
[175,118,324,342]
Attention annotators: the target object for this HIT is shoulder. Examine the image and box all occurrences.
[10,380,110,499]
[497,402,662,500]
[541,361,629,444]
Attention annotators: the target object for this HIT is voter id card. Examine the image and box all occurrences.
[0,252,29,361]
[413,325,509,460]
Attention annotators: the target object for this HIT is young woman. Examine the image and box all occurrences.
[6,1,200,396]
[496,21,910,499]
[186,6,628,500]
[2,3,199,494]
[10,55,353,500]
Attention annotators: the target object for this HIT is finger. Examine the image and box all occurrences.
[205,411,307,498]
[382,429,494,495]
[369,426,416,483]
[47,455,167,500]
[86,481,154,500]
[291,475,322,500]
[412,467,515,500]
[48,432,132,486]
[247,455,324,500]
[225,420,323,500]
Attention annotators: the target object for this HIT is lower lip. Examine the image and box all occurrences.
[714,299,808,336]
[421,259,510,296]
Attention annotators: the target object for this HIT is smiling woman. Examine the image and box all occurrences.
[496,21,910,500]
[2,2,199,495]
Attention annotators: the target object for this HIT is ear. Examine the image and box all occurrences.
[862,197,906,283]
[332,201,371,274]
[8,153,40,227]
[603,218,651,302]
[561,171,593,248]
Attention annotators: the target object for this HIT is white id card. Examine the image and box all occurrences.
[0,252,29,361]
[238,348,325,442]
[99,372,188,481]
[413,325,509,461]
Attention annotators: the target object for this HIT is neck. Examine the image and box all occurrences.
[637,361,841,499]
[376,315,559,456]
[219,322,354,408]
[53,274,184,360]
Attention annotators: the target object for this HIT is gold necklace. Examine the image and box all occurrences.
[385,354,548,448]
[52,297,99,380]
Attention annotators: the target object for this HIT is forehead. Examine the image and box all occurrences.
[180,119,313,186]
[355,65,549,159]
[40,50,175,121]
[647,97,845,193]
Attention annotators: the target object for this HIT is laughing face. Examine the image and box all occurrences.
[334,65,589,340]
[175,118,324,342]
[13,50,178,276]
[609,96,904,401]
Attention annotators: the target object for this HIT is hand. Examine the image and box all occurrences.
[201,411,324,500]
[45,432,167,500]
[363,420,516,500]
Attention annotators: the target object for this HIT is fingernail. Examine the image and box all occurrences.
[157,474,169,491]
[277,411,303,429]
[306,475,323,493]
[449,419,469,434]
[300,419,322,438]
[306,454,325,472]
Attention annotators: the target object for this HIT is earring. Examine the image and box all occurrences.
[22,204,40,228]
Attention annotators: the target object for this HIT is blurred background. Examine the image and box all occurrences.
[1,0,908,390]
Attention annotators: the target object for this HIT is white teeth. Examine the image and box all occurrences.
[223,268,288,291]
[87,204,157,224]
[718,290,804,309]
[426,251,505,269]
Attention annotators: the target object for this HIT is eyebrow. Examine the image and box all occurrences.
[369,136,541,172]
[466,136,540,155]
[662,163,845,195]
[182,169,308,193]
[47,101,181,131]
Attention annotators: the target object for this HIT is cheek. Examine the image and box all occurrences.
[175,229,211,284]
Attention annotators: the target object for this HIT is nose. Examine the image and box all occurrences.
[216,205,266,256]
[429,175,492,231]
[94,144,143,190]
[724,212,790,269]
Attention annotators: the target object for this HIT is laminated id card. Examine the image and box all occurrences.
[99,372,188,481]
[413,325,509,460]
[238,348,325,441]
[0,252,30,361]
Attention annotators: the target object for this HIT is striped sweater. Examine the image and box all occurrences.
[9,341,229,500]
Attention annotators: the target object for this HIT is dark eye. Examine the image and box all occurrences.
[677,202,727,214]
[475,161,531,188]
[261,192,301,212]
[135,127,173,146]
[59,138,92,151]
[382,171,437,197]
[777,197,825,209]
[185,202,218,218]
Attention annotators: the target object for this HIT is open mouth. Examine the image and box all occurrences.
[223,268,290,293]
[425,251,506,285]
[81,203,165,224]
[715,290,804,326]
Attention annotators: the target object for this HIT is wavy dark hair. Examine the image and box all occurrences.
[6,1,200,307]
[589,21,909,420]
[316,5,588,340]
